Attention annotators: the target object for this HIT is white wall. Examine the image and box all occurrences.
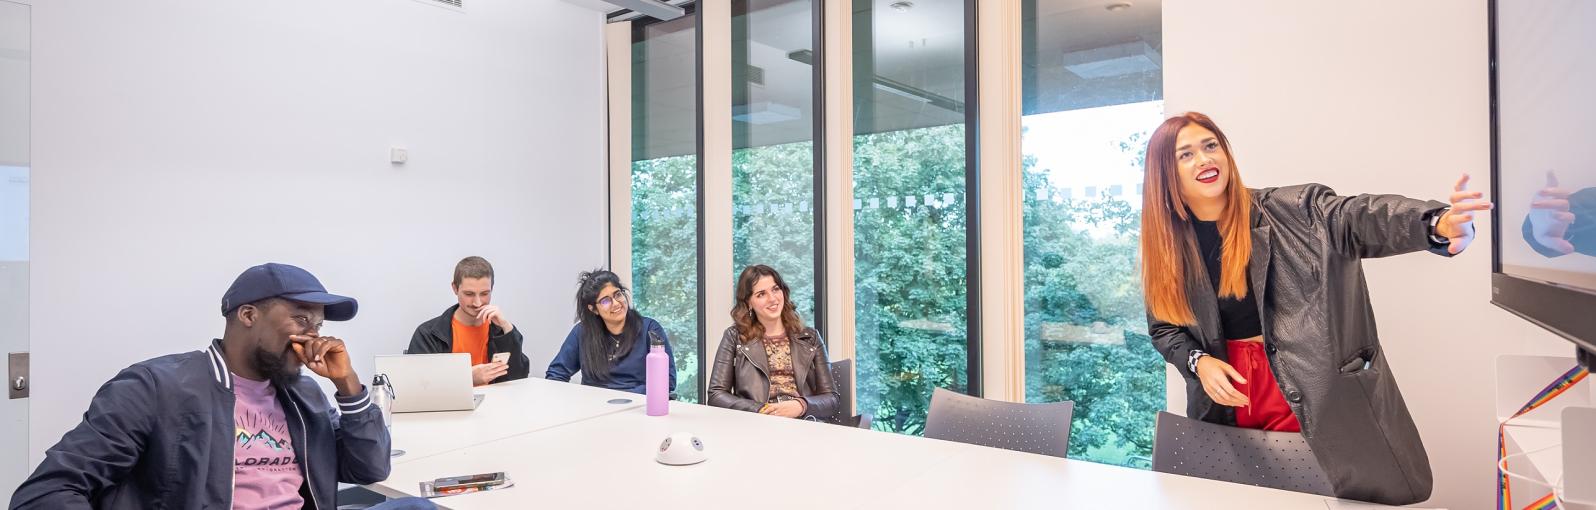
[1165,2,1573,508]
[25,0,608,474]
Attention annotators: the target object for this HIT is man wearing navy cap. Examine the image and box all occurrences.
[10,263,433,509]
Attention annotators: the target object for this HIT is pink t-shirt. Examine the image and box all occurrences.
[231,374,305,509]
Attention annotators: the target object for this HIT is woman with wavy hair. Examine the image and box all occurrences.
[707,265,839,421]
[1142,112,1489,505]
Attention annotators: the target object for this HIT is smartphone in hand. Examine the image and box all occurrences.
[491,352,510,365]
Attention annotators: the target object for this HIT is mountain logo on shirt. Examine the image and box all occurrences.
[236,427,290,452]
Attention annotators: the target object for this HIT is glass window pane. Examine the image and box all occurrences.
[852,0,969,435]
[0,4,29,479]
[1020,0,1164,467]
[731,0,818,325]
[631,13,701,402]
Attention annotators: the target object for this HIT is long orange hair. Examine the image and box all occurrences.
[1141,112,1251,326]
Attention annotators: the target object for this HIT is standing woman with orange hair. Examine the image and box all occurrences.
[1141,112,1490,505]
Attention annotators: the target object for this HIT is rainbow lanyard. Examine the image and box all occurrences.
[1498,365,1588,510]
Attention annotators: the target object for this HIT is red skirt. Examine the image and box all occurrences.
[1227,340,1302,432]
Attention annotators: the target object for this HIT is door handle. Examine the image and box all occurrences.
[8,352,27,399]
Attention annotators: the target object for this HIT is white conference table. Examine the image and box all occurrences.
[369,380,1422,509]
[385,378,643,464]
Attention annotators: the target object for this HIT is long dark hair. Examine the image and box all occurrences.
[731,265,807,343]
[574,269,640,382]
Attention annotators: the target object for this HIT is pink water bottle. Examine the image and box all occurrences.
[645,330,669,416]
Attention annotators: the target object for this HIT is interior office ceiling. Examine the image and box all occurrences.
[624,0,1162,160]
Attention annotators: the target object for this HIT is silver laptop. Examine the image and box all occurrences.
[373,353,484,413]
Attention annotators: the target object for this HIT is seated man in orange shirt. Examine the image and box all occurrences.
[406,256,529,385]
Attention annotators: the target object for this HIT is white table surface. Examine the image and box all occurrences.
[369,383,1416,509]
[373,400,956,508]
[385,378,643,464]
[859,433,1421,509]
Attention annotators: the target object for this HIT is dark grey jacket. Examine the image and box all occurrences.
[706,326,840,421]
[1149,184,1448,505]
[10,340,390,509]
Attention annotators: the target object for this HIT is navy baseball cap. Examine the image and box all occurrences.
[221,263,359,321]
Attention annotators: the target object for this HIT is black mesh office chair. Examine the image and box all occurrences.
[923,387,1074,458]
[1151,411,1334,496]
[827,359,871,429]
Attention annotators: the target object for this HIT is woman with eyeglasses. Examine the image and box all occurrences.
[546,269,675,394]
[707,265,838,421]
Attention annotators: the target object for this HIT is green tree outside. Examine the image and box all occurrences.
[631,121,1162,467]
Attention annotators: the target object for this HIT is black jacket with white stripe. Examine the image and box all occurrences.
[9,339,391,510]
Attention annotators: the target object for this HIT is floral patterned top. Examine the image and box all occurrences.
[763,333,802,403]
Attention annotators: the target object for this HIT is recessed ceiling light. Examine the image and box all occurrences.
[890,1,914,13]
[1105,2,1132,12]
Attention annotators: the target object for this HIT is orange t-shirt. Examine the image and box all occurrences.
[450,317,491,366]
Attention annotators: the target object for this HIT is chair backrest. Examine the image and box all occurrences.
[828,359,855,424]
[838,412,873,429]
[923,387,1074,459]
[1151,411,1334,497]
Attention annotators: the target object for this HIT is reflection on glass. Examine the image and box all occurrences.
[630,13,702,402]
[1020,0,1164,468]
[852,0,969,435]
[731,0,818,324]
[1494,0,1596,293]
[1512,170,1596,295]
[1522,172,1593,260]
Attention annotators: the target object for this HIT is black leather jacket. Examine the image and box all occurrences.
[706,326,840,421]
[1150,184,1448,505]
